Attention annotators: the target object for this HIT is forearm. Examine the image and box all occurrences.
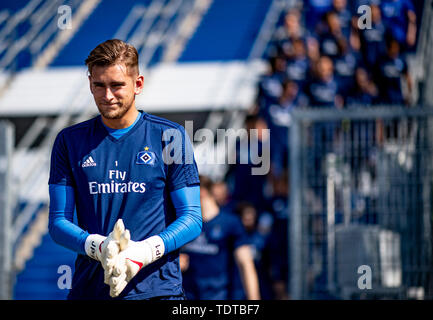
[158,185,202,253]
[48,184,88,255]
[407,11,417,46]
[235,246,261,300]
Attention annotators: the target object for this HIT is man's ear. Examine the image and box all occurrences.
[134,75,145,95]
[88,75,94,94]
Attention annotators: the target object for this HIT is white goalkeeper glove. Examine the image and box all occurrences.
[107,229,165,297]
[84,219,125,275]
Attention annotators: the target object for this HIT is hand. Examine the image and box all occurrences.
[84,219,125,265]
[106,230,165,297]
[84,219,129,286]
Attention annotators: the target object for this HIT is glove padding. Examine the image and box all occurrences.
[84,219,127,284]
[106,229,165,298]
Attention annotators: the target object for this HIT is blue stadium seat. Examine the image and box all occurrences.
[179,0,272,61]
[52,0,150,67]
[13,233,76,300]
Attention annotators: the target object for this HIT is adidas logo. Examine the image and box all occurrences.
[82,156,97,168]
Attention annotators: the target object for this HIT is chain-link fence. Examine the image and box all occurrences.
[289,106,433,300]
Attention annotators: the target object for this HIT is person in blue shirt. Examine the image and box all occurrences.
[306,55,343,108]
[48,39,202,300]
[346,67,379,107]
[358,3,387,70]
[317,11,349,61]
[285,38,311,93]
[256,54,287,113]
[180,176,260,300]
[333,39,361,98]
[235,201,274,300]
[263,171,291,300]
[380,0,417,51]
[262,80,302,177]
[375,35,413,105]
[226,115,270,212]
[331,0,353,39]
[305,55,343,179]
[272,9,314,61]
[304,0,333,32]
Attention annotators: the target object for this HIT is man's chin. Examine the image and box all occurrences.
[101,112,122,120]
[98,106,127,120]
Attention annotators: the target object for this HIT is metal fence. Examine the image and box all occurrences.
[0,121,14,299]
[289,106,433,300]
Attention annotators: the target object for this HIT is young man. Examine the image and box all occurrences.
[375,35,413,105]
[180,176,261,300]
[48,39,202,300]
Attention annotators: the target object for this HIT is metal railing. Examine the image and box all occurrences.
[289,106,433,299]
[0,0,83,72]
[0,121,14,299]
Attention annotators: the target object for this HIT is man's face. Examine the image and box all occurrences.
[89,63,143,120]
[317,57,333,81]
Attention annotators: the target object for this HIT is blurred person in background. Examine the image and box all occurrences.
[305,55,343,108]
[303,0,333,32]
[317,11,350,60]
[226,115,270,212]
[330,0,353,39]
[375,35,413,105]
[210,179,233,212]
[332,38,361,99]
[305,56,343,182]
[346,67,379,106]
[260,80,302,178]
[256,54,287,113]
[273,9,313,60]
[180,176,260,300]
[285,38,311,94]
[235,201,274,300]
[358,2,388,70]
[380,0,417,51]
[265,171,291,300]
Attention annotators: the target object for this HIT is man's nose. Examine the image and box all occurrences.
[104,88,115,100]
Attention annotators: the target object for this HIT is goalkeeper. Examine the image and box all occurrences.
[48,39,202,300]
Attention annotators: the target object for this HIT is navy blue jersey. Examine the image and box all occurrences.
[306,77,340,108]
[48,111,200,299]
[334,51,360,96]
[359,21,387,68]
[318,33,342,59]
[335,8,353,39]
[376,55,408,104]
[228,138,268,211]
[286,56,310,91]
[304,0,333,30]
[381,0,415,45]
[181,211,249,300]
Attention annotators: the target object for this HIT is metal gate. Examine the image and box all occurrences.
[289,106,433,300]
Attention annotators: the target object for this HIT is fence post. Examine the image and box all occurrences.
[0,121,14,299]
[289,116,304,299]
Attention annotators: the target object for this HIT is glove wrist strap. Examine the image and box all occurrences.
[144,235,165,262]
[84,234,106,261]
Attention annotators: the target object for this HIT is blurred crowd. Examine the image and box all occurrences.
[184,0,419,300]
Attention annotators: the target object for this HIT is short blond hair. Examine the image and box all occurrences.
[85,39,139,76]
